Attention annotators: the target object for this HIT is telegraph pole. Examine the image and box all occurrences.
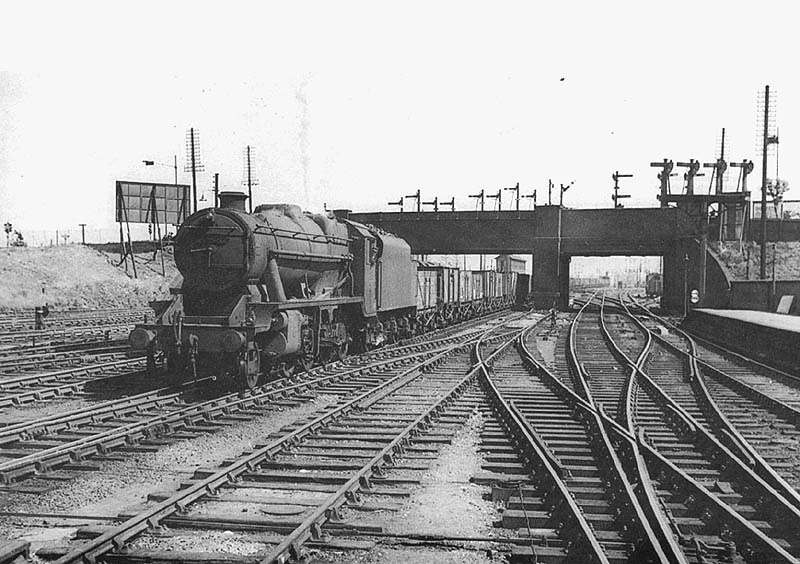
[759,85,779,280]
[190,128,197,213]
[78,224,87,244]
[185,129,204,214]
[247,146,252,212]
[242,146,259,212]
[214,173,219,208]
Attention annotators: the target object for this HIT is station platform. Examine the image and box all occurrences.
[681,308,800,371]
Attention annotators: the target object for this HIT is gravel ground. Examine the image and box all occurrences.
[383,408,498,537]
[530,316,566,369]
[325,407,504,563]
[0,393,340,552]
[309,546,509,564]
[0,397,95,427]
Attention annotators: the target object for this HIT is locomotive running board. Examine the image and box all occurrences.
[263,297,363,309]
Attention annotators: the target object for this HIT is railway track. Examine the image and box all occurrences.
[0,311,510,411]
[0,308,149,333]
[0,356,148,408]
[572,294,646,424]
[481,316,667,563]
[6,299,800,563]
[0,342,131,374]
[31,312,528,564]
[620,295,800,499]
[594,293,800,563]
[0,317,518,490]
[0,323,133,346]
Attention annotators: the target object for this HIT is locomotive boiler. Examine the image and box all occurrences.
[130,192,417,389]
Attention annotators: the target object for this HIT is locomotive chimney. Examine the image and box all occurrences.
[218,191,249,212]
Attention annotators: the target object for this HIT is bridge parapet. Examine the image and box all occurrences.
[348,205,701,312]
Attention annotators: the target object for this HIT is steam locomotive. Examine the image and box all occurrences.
[130,192,521,389]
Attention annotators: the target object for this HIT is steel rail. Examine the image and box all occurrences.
[0,339,130,361]
[0,341,468,483]
[50,324,496,564]
[594,295,691,562]
[604,295,800,559]
[603,413,799,564]
[0,346,131,372]
[620,294,800,513]
[598,292,652,438]
[0,313,146,334]
[0,359,148,408]
[527,310,676,563]
[0,378,213,446]
[0,356,146,391]
[2,323,487,443]
[525,310,798,563]
[261,337,518,563]
[629,294,800,388]
[479,314,613,563]
[258,315,527,563]
[0,323,133,344]
[627,294,800,415]
[567,291,598,406]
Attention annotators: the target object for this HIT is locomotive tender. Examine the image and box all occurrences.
[130,192,518,389]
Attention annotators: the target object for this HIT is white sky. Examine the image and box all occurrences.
[2,1,798,236]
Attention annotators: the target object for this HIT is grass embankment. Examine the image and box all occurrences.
[0,244,177,310]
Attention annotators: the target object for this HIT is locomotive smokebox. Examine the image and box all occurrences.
[218,191,249,211]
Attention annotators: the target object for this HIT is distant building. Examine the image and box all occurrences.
[495,254,526,273]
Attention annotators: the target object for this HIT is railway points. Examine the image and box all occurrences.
[13,314,529,564]
[3,212,800,564]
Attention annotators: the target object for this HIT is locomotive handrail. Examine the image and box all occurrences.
[177,224,351,246]
[253,225,351,245]
[266,249,352,263]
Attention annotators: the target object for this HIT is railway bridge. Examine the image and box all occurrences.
[347,206,706,312]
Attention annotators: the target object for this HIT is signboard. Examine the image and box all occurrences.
[690,289,700,304]
[116,181,190,225]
